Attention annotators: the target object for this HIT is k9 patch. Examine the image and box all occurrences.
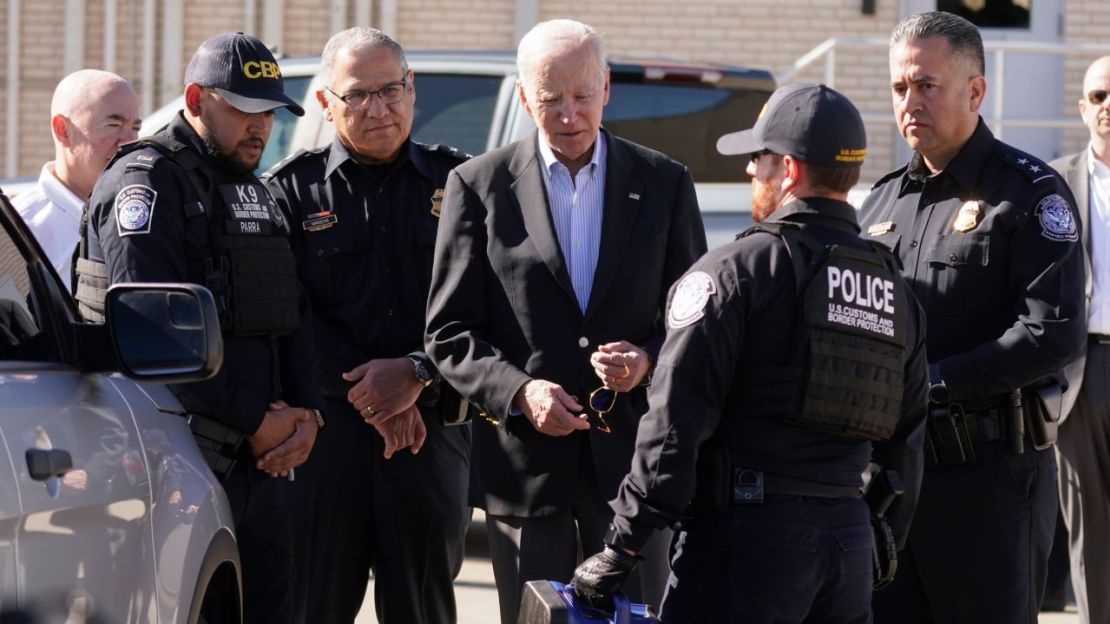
[667,271,716,329]
[1036,194,1078,242]
[115,184,157,236]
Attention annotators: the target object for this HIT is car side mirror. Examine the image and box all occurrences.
[105,283,223,382]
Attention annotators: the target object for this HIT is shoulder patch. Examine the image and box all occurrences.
[1035,194,1078,242]
[115,184,157,236]
[667,271,717,329]
[1000,148,1056,185]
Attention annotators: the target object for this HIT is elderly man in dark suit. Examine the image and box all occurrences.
[1049,55,1110,624]
[425,18,706,624]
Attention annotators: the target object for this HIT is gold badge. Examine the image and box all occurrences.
[867,221,894,236]
[430,188,444,218]
[953,201,981,233]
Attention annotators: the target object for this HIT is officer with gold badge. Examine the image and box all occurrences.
[78,32,323,622]
[263,28,470,623]
[570,84,929,623]
[861,12,1086,623]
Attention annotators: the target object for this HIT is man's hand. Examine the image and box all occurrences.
[515,379,590,436]
[247,401,311,477]
[370,405,427,459]
[590,341,650,393]
[257,401,319,477]
[342,357,425,424]
[571,546,640,612]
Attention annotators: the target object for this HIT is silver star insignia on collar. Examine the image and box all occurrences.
[1030,164,1041,173]
[1017,158,1029,165]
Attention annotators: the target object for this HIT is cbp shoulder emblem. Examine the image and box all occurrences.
[115,184,157,237]
[667,271,716,329]
[1035,194,1078,242]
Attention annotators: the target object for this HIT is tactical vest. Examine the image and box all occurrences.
[76,136,300,336]
[734,223,910,441]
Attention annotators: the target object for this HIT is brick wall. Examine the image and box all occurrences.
[3,0,1109,181]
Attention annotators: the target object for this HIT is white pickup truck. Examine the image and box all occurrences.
[140,51,777,248]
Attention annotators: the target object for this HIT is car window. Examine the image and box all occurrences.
[412,74,504,156]
[259,75,313,173]
[0,216,48,361]
[605,81,769,183]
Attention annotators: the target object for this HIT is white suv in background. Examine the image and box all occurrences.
[142,52,777,248]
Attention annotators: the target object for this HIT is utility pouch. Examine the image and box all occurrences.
[186,413,244,479]
[732,468,765,504]
[689,447,730,514]
[1025,384,1062,451]
[924,403,976,468]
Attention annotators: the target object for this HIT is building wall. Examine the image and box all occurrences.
[1,0,1108,183]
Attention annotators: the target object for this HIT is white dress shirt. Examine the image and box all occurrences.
[1087,148,1110,334]
[537,132,606,313]
[12,163,84,291]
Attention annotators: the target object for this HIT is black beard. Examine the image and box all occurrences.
[202,139,259,176]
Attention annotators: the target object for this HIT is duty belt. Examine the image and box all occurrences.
[732,468,862,505]
[962,408,1004,442]
[1089,334,1110,345]
[186,413,245,478]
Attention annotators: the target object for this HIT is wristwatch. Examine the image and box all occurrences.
[311,409,326,429]
[408,355,434,387]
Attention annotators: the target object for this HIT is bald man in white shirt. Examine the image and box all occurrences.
[13,69,140,290]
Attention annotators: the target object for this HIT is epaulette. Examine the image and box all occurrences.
[261,147,325,179]
[423,143,474,162]
[999,145,1057,186]
[871,164,908,190]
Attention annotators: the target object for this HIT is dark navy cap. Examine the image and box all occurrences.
[716,83,865,168]
[184,32,304,117]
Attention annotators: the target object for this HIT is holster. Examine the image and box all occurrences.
[862,467,904,589]
[186,413,244,479]
[923,402,976,468]
[1025,384,1062,450]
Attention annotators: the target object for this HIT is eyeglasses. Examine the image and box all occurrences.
[750,149,775,163]
[1088,90,1109,106]
[587,387,616,434]
[325,77,408,111]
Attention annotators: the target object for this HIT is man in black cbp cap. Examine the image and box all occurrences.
[570,84,928,623]
[76,32,323,622]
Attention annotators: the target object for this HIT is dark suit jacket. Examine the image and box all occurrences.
[1051,150,1090,420]
[425,129,707,517]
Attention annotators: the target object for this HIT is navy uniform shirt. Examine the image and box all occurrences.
[263,137,467,397]
[83,113,324,434]
[859,119,1086,408]
[609,198,929,552]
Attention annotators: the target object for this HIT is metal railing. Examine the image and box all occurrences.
[778,37,1110,140]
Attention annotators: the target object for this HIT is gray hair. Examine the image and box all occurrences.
[890,11,985,76]
[321,27,408,83]
[516,19,607,87]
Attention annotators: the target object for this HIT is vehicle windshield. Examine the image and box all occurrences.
[605,81,769,183]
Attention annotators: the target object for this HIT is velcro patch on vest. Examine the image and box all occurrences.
[115,184,157,236]
[810,253,901,344]
[667,271,716,329]
[219,183,277,236]
[1036,194,1078,242]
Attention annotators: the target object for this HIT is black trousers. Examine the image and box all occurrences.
[221,460,295,624]
[291,396,470,623]
[872,440,1057,623]
[661,495,872,624]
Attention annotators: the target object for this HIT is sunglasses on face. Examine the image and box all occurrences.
[1088,90,1109,106]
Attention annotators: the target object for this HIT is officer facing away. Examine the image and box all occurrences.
[571,84,929,623]
[862,12,1086,623]
[77,32,325,623]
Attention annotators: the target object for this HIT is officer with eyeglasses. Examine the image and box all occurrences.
[571,83,930,623]
[264,27,471,624]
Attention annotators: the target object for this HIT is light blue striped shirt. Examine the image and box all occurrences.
[537,132,607,313]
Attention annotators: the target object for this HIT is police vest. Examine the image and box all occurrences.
[734,223,910,441]
[76,136,300,336]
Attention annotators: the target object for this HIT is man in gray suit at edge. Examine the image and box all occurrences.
[424,18,706,624]
[1050,55,1110,624]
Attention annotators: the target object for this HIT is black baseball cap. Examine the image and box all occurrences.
[716,83,865,168]
[183,32,305,117]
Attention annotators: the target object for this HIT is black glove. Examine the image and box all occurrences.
[570,545,640,611]
[871,516,898,589]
